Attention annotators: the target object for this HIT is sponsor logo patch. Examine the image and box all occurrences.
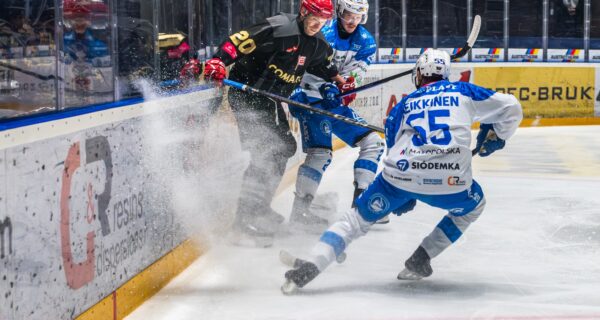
[396,159,409,172]
[448,176,466,186]
[423,178,443,185]
[412,162,460,171]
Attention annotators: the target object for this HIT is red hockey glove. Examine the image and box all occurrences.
[203,58,227,83]
[337,76,357,106]
[180,58,201,82]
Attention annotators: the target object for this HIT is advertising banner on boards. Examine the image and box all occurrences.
[473,66,595,118]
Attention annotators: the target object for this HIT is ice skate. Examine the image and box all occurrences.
[281,260,320,294]
[229,212,281,248]
[289,194,329,233]
[397,246,432,280]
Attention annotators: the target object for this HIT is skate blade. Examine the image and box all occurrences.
[397,268,424,281]
[281,279,299,295]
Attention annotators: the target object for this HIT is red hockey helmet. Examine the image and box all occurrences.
[63,0,109,30]
[300,0,334,19]
[63,0,91,20]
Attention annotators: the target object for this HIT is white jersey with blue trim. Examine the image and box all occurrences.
[301,20,377,98]
[383,80,523,195]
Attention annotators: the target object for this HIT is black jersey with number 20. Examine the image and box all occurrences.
[214,13,338,97]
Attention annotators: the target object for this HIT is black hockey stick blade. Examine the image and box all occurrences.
[223,79,384,133]
[450,15,481,60]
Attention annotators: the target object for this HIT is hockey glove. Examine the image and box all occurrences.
[290,89,310,104]
[475,123,506,157]
[337,76,357,106]
[392,199,416,216]
[318,83,342,110]
[180,58,202,82]
[203,58,227,83]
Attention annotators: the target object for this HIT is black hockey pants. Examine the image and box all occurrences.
[228,88,297,222]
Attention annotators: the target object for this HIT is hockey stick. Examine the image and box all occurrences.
[223,79,384,133]
[309,15,482,106]
[0,61,64,81]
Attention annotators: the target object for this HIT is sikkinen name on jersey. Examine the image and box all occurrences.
[404,96,460,112]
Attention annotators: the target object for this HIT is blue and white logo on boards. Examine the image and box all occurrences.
[320,120,332,135]
[396,159,409,172]
[368,193,390,213]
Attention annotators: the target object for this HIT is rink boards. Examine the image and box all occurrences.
[0,86,227,319]
[0,63,599,319]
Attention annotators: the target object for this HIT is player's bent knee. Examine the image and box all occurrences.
[356,132,385,153]
[305,148,333,172]
[461,197,486,223]
[354,193,392,223]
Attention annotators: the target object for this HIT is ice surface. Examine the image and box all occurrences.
[126,125,600,320]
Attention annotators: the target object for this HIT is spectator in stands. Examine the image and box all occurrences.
[63,0,109,64]
[563,0,579,15]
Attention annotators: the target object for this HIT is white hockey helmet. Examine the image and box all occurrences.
[412,49,451,88]
[336,0,369,24]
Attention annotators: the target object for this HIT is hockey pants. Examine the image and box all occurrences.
[228,88,297,222]
[290,94,384,200]
[307,174,486,272]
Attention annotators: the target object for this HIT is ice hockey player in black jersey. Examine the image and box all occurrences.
[204,0,344,247]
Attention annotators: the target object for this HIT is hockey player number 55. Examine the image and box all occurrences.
[406,110,451,146]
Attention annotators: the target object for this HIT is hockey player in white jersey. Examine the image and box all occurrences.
[288,0,386,231]
[282,49,523,292]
